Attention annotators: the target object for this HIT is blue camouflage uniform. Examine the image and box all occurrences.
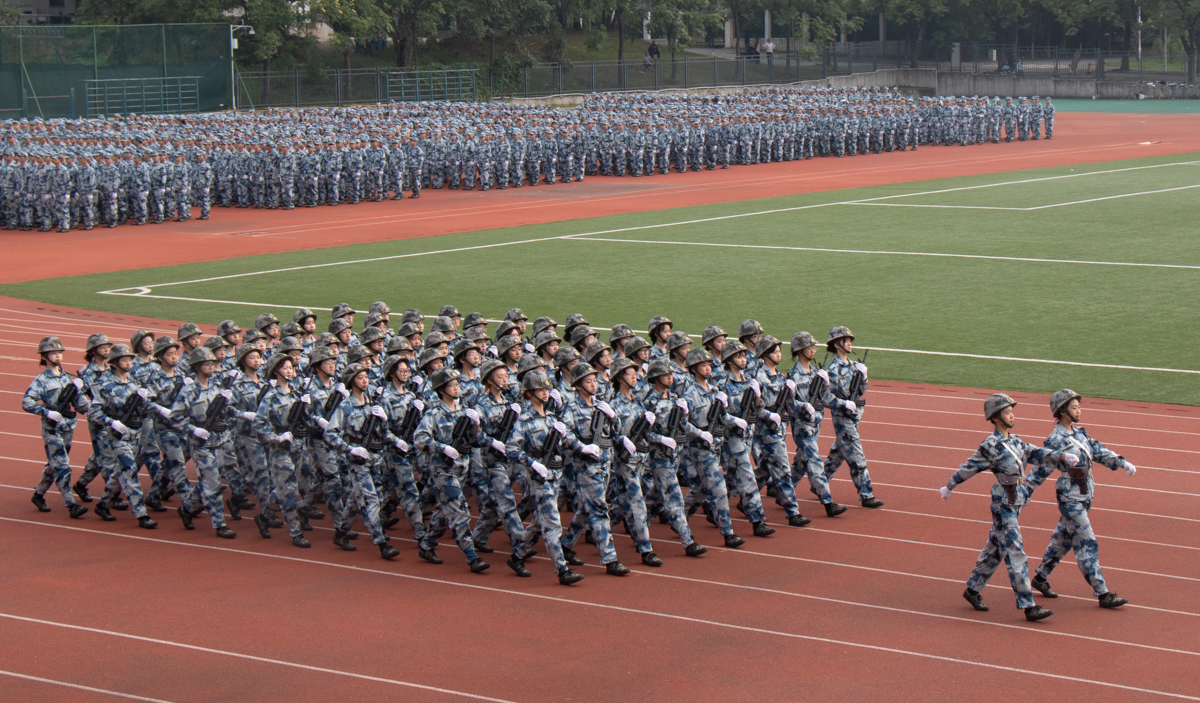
[324,393,391,547]
[507,404,575,574]
[559,395,620,564]
[171,379,237,529]
[23,368,87,507]
[253,384,308,538]
[414,398,483,561]
[822,356,877,502]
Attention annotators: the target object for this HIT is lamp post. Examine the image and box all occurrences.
[230,24,254,110]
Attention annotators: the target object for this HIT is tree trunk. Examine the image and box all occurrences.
[394,15,405,67]
[262,57,271,104]
[616,8,624,60]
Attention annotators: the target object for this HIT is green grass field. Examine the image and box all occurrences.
[4,152,1198,405]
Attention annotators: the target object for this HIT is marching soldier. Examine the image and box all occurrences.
[822,327,884,509]
[786,332,847,517]
[171,347,238,538]
[24,337,89,517]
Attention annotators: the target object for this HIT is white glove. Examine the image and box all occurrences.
[394,438,410,452]
[732,417,748,431]
[621,436,637,454]
[530,461,549,479]
[350,446,370,461]
[315,417,329,430]
[804,403,816,420]
[370,405,386,419]
[111,420,129,435]
[464,408,480,425]
[136,388,149,400]
[854,362,868,378]
[785,379,796,392]
[442,445,461,460]
[220,390,233,401]
[240,411,256,421]
[768,412,782,426]
[844,401,857,414]
[412,399,424,412]
[156,406,171,418]
[1063,453,1080,468]
[490,439,506,453]
[658,436,677,450]
[300,394,311,404]
[277,431,293,444]
[714,391,728,407]
[816,369,830,383]
[644,411,656,424]
[182,377,194,386]
[596,401,615,419]
[509,403,521,414]
[699,430,713,445]
[487,345,498,357]
[674,399,688,412]
[192,427,209,441]
[553,421,567,437]
[940,486,952,501]
[1123,461,1136,477]
[524,342,536,354]
[549,389,562,405]
[45,410,64,423]
[335,383,349,398]
[71,378,84,390]
[581,444,601,458]
[749,379,761,398]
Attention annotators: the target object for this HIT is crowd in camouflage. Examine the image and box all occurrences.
[1,86,1053,232]
[22,305,886,585]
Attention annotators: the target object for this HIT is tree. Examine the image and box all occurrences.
[377,0,444,67]
[310,0,390,71]
[1143,0,1200,80]
[649,0,721,75]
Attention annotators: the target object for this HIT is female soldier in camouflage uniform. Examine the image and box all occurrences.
[23,336,89,518]
[252,354,313,548]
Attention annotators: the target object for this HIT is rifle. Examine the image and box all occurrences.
[846,349,869,403]
[396,404,422,444]
[616,412,651,461]
[279,395,308,450]
[585,407,613,448]
[255,382,272,410]
[734,387,757,436]
[112,391,147,435]
[765,378,795,431]
[349,411,386,464]
[201,392,230,433]
[449,414,474,454]
[807,365,829,415]
[53,376,80,420]
[535,423,564,474]
[487,405,519,460]
[705,397,726,439]
[653,401,684,456]
[165,376,189,408]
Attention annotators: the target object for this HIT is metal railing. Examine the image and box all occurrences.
[85,76,200,116]
[234,67,477,109]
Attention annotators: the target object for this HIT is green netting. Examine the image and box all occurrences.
[0,24,230,119]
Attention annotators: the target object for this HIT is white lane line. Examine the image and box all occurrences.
[864,403,1200,439]
[860,434,1200,459]
[868,388,1200,422]
[0,309,178,334]
[0,668,176,702]
[0,316,178,336]
[2,518,1199,701]
[849,183,1200,211]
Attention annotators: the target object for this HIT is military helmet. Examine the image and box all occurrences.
[463,312,487,330]
[379,354,410,381]
[494,320,518,340]
[569,362,598,386]
[368,301,392,316]
[516,351,548,379]
[721,339,747,363]
[153,336,180,358]
[385,335,413,354]
[608,324,634,345]
[583,341,609,365]
[479,358,506,383]
[315,332,338,348]
[685,348,714,369]
[737,319,763,340]
[496,335,522,358]
[395,321,420,339]
[522,369,553,392]
[425,331,448,348]
[277,337,304,354]
[186,346,216,366]
[293,307,316,324]
[429,367,460,392]
[417,346,447,371]
[666,331,692,353]
[216,319,242,337]
[130,329,154,351]
[1050,389,1082,417]
[701,325,727,347]
[826,326,854,350]
[438,305,460,319]
[431,316,455,334]
[401,308,423,324]
[465,326,490,344]
[345,344,371,365]
[623,335,650,358]
[38,336,65,354]
[451,338,476,361]
[790,332,817,356]
[553,346,581,368]
[609,356,638,383]
[264,351,294,379]
[984,393,1018,421]
[564,312,589,333]
[203,336,230,351]
[328,318,353,335]
[85,333,111,352]
[331,303,355,319]
[235,343,261,366]
[363,312,386,330]
[177,322,202,341]
[647,315,672,338]
[339,362,369,387]
[532,316,557,337]
[567,325,593,348]
[534,329,560,352]
[360,326,386,346]
[504,307,528,323]
[645,358,673,380]
[254,312,280,331]
[243,328,266,345]
[309,345,338,367]
[755,335,780,359]
[279,321,302,339]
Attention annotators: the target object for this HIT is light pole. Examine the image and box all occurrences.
[230,24,254,111]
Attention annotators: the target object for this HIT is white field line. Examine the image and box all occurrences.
[0,669,176,702]
[869,388,1200,423]
[4,518,1200,701]
[850,183,1200,211]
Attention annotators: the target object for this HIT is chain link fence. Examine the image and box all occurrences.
[233,67,478,108]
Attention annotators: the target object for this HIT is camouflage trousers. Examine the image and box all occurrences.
[98,435,148,518]
[76,422,111,488]
[791,427,833,505]
[135,420,165,504]
[383,450,426,542]
[721,439,766,524]
[294,439,316,514]
[308,442,349,532]
[966,499,1036,609]
[1035,500,1108,596]
[343,457,387,545]
[191,434,235,529]
[608,455,653,554]
[680,441,734,536]
[824,416,875,501]
[561,458,619,565]
[234,434,275,519]
[753,432,802,519]
[522,471,568,574]
[266,446,304,538]
[36,425,77,507]
[646,453,695,547]
[418,463,478,560]
[156,429,201,514]
[469,456,524,552]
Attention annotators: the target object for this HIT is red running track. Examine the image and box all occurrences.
[0,298,1197,702]
[3,112,1200,284]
